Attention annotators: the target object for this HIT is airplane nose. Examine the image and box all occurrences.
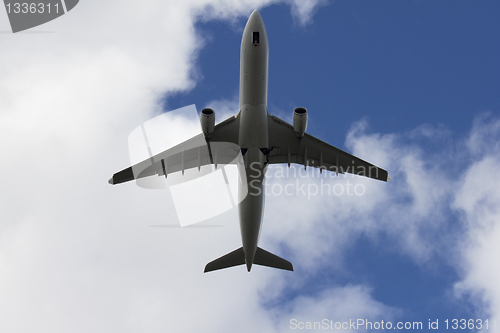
[249,10,263,23]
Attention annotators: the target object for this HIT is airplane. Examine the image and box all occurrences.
[109,10,390,273]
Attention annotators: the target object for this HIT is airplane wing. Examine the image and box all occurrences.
[266,115,390,182]
[109,115,241,185]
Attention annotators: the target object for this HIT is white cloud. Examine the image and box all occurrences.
[274,285,400,331]
[206,95,240,120]
[287,0,328,26]
[192,0,326,27]
[453,115,500,321]
[466,112,500,157]
[261,119,455,276]
[261,114,500,325]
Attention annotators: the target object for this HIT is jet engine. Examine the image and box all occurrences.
[293,107,308,137]
[200,108,215,138]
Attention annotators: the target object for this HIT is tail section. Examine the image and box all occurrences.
[204,247,293,273]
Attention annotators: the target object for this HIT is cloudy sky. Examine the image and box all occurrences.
[1,1,499,332]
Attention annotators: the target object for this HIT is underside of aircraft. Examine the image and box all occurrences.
[109,10,390,273]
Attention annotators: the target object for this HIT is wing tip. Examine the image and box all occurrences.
[387,174,391,182]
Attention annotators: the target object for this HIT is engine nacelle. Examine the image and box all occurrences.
[293,107,308,137]
[200,108,215,138]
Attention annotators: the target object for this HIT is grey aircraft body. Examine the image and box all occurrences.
[109,10,390,273]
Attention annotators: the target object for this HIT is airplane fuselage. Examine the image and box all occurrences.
[238,11,270,271]
[110,10,389,273]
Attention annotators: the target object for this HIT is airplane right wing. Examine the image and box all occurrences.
[267,115,390,182]
[109,115,241,185]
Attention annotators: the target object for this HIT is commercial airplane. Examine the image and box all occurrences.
[109,10,390,273]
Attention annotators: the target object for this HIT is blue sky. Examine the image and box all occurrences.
[170,2,499,139]
[1,1,500,332]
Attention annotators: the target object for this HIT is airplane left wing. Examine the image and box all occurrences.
[267,115,390,182]
[109,115,240,185]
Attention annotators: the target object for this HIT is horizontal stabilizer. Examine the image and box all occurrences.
[204,247,245,273]
[254,247,293,271]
